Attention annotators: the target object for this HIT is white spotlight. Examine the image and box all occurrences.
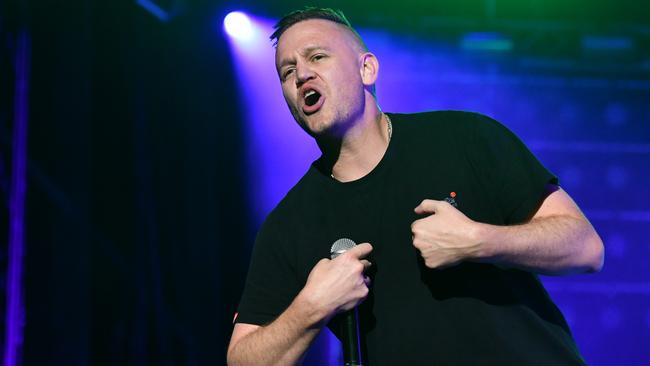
[224,11,254,41]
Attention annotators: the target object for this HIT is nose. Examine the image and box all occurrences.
[295,61,315,87]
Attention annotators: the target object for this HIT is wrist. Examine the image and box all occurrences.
[292,290,331,328]
[470,222,498,262]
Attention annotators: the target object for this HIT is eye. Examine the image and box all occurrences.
[311,53,326,62]
[282,68,295,81]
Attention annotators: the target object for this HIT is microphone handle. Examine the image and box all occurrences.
[342,307,362,366]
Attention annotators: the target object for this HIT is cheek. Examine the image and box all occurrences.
[342,64,364,88]
[336,72,364,100]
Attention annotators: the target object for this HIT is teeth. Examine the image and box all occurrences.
[305,90,316,98]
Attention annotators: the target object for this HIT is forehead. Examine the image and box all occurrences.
[275,19,356,62]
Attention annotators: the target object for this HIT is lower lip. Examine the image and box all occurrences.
[302,96,325,115]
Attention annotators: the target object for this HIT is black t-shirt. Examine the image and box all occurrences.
[236,111,586,365]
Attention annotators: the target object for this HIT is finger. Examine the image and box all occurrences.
[410,217,424,233]
[414,199,443,215]
[348,242,373,259]
[360,259,372,271]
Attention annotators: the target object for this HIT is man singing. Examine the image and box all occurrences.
[227,7,604,366]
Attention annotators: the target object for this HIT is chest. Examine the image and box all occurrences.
[288,157,498,286]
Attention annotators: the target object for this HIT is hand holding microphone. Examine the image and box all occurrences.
[301,241,372,317]
[298,239,371,366]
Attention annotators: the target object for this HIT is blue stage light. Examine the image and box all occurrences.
[224,12,253,41]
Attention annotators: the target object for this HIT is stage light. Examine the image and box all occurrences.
[461,32,512,52]
[582,36,633,51]
[137,0,171,22]
[224,12,253,41]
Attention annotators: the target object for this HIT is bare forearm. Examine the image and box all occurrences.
[227,295,325,366]
[475,215,604,275]
[229,246,373,365]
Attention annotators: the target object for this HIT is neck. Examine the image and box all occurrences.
[316,105,390,182]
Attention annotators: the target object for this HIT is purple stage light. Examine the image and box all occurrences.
[4,31,30,366]
[224,14,320,224]
[224,12,254,41]
[224,14,336,364]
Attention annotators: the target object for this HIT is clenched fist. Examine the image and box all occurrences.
[411,199,484,269]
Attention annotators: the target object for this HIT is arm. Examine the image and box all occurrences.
[411,185,604,275]
[226,297,323,366]
[227,244,373,366]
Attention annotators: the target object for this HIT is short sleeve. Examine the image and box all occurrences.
[467,113,558,225]
[235,215,301,325]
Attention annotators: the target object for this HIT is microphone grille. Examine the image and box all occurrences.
[330,238,357,259]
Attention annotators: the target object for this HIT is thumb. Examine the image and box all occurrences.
[414,199,443,215]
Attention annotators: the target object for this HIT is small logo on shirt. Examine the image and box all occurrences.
[444,191,458,208]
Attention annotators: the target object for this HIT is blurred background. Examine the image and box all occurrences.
[1,0,649,365]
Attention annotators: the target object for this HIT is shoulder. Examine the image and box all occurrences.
[259,167,319,232]
[252,178,309,258]
[387,110,512,147]
[388,110,501,132]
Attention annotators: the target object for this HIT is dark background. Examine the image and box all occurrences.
[1,1,649,365]
[3,1,250,365]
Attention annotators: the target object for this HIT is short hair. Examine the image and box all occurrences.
[270,7,368,52]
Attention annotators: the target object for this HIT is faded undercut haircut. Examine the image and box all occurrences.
[269,7,368,52]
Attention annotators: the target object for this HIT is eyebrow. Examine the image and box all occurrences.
[277,45,332,70]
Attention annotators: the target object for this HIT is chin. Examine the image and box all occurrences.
[298,113,333,137]
[301,122,327,138]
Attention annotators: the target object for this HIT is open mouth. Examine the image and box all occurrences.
[302,89,324,114]
[305,90,321,106]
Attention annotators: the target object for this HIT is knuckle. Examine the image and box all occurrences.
[412,238,422,248]
[353,262,364,273]
[412,228,420,237]
[341,252,355,263]
[315,259,329,268]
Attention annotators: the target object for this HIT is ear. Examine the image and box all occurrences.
[359,52,379,88]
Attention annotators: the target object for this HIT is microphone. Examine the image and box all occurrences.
[330,238,363,366]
